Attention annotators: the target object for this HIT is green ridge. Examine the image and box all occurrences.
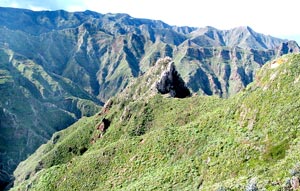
[11,53,300,190]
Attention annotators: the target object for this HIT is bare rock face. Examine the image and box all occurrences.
[118,57,191,100]
[92,118,111,143]
[277,41,300,56]
[156,58,191,98]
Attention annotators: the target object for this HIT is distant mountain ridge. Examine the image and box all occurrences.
[190,26,285,49]
[1,7,298,99]
[0,7,299,189]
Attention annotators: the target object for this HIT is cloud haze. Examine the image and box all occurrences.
[0,0,84,11]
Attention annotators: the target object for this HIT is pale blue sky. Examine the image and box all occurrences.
[0,0,299,43]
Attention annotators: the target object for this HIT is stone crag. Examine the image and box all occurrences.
[156,58,191,98]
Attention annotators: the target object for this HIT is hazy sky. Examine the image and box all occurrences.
[0,0,300,43]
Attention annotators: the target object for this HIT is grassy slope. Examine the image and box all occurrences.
[12,53,300,190]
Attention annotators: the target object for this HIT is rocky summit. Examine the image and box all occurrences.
[0,7,300,190]
[155,57,191,98]
[119,57,191,100]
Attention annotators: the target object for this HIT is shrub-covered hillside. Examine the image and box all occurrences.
[11,53,300,190]
[1,8,300,187]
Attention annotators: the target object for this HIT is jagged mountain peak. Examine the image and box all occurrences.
[189,25,287,50]
[192,26,219,34]
[231,26,254,33]
[224,26,286,49]
[226,26,256,40]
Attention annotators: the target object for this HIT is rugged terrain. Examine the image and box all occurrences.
[0,45,101,190]
[0,7,299,189]
[1,8,299,101]
[11,53,300,190]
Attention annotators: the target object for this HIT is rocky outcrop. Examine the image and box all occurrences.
[117,57,191,100]
[156,58,191,98]
[92,118,111,142]
[277,41,300,56]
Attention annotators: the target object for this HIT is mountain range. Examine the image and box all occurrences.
[0,7,299,190]
[11,53,300,190]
